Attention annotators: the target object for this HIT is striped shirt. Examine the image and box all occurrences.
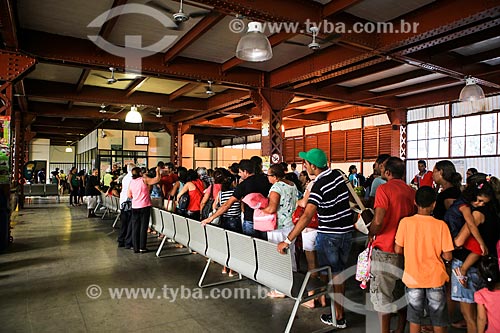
[308,169,353,234]
[220,190,241,217]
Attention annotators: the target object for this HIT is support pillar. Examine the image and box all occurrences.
[387,109,407,159]
[251,89,294,164]
[165,122,190,167]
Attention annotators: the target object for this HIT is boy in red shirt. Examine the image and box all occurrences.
[395,186,454,333]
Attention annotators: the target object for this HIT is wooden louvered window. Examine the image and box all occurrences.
[346,129,362,160]
[330,131,345,161]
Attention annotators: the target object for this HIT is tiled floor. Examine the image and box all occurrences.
[1,197,465,332]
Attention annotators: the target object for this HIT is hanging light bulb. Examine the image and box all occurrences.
[459,77,485,102]
[65,146,73,153]
[125,105,142,123]
[236,22,272,62]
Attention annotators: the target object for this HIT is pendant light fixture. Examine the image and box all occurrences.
[125,105,142,123]
[459,76,485,102]
[236,22,272,62]
[65,146,73,153]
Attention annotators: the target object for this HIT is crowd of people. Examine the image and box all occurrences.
[49,152,499,332]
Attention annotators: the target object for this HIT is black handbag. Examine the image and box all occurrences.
[178,192,190,211]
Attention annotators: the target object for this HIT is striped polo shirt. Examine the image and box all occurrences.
[220,190,241,217]
[308,169,353,234]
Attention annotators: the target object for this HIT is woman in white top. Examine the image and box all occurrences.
[260,164,298,297]
[261,164,298,283]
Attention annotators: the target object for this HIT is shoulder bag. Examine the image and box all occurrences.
[337,169,373,234]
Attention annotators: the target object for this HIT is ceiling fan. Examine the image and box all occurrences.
[146,0,209,29]
[99,103,107,113]
[92,67,136,85]
[285,27,341,50]
[196,81,215,96]
[155,107,163,118]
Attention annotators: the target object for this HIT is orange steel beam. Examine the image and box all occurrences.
[164,12,226,64]
[169,82,199,101]
[20,30,263,88]
[24,80,207,111]
[125,77,148,97]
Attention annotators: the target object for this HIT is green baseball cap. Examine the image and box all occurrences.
[298,148,328,168]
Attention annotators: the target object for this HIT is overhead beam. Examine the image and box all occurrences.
[270,44,371,88]
[24,79,207,111]
[380,0,500,52]
[169,82,199,101]
[269,0,500,89]
[27,101,168,123]
[352,69,430,92]
[411,26,500,59]
[20,30,263,88]
[314,60,401,90]
[190,0,322,23]
[76,69,90,92]
[163,12,226,64]
[125,77,148,97]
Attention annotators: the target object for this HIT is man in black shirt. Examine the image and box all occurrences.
[202,159,271,239]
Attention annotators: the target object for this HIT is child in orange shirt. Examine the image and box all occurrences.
[395,186,454,333]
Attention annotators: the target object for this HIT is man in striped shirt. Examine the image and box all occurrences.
[278,148,353,329]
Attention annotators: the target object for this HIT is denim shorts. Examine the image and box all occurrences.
[316,232,352,275]
[451,259,485,304]
[406,286,448,327]
[369,249,405,313]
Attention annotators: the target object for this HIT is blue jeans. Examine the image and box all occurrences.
[221,215,242,233]
[242,220,267,240]
[316,232,352,275]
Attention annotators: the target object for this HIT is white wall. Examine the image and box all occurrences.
[30,138,50,164]
[29,139,50,183]
[50,146,75,163]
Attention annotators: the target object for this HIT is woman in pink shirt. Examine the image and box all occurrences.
[128,166,161,253]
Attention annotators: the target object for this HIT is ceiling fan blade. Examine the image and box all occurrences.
[116,78,136,81]
[92,73,109,79]
[146,0,176,14]
[284,40,308,47]
[189,11,208,18]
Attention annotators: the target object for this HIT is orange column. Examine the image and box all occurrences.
[251,89,294,164]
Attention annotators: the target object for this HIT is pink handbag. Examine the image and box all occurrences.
[253,209,277,232]
[356,240,374,289]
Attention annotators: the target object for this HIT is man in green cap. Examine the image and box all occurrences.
[277,148,353,329]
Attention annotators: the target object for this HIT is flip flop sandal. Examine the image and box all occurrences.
[453,267,468,288]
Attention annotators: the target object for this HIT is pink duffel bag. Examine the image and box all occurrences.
[241,193,276,232]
